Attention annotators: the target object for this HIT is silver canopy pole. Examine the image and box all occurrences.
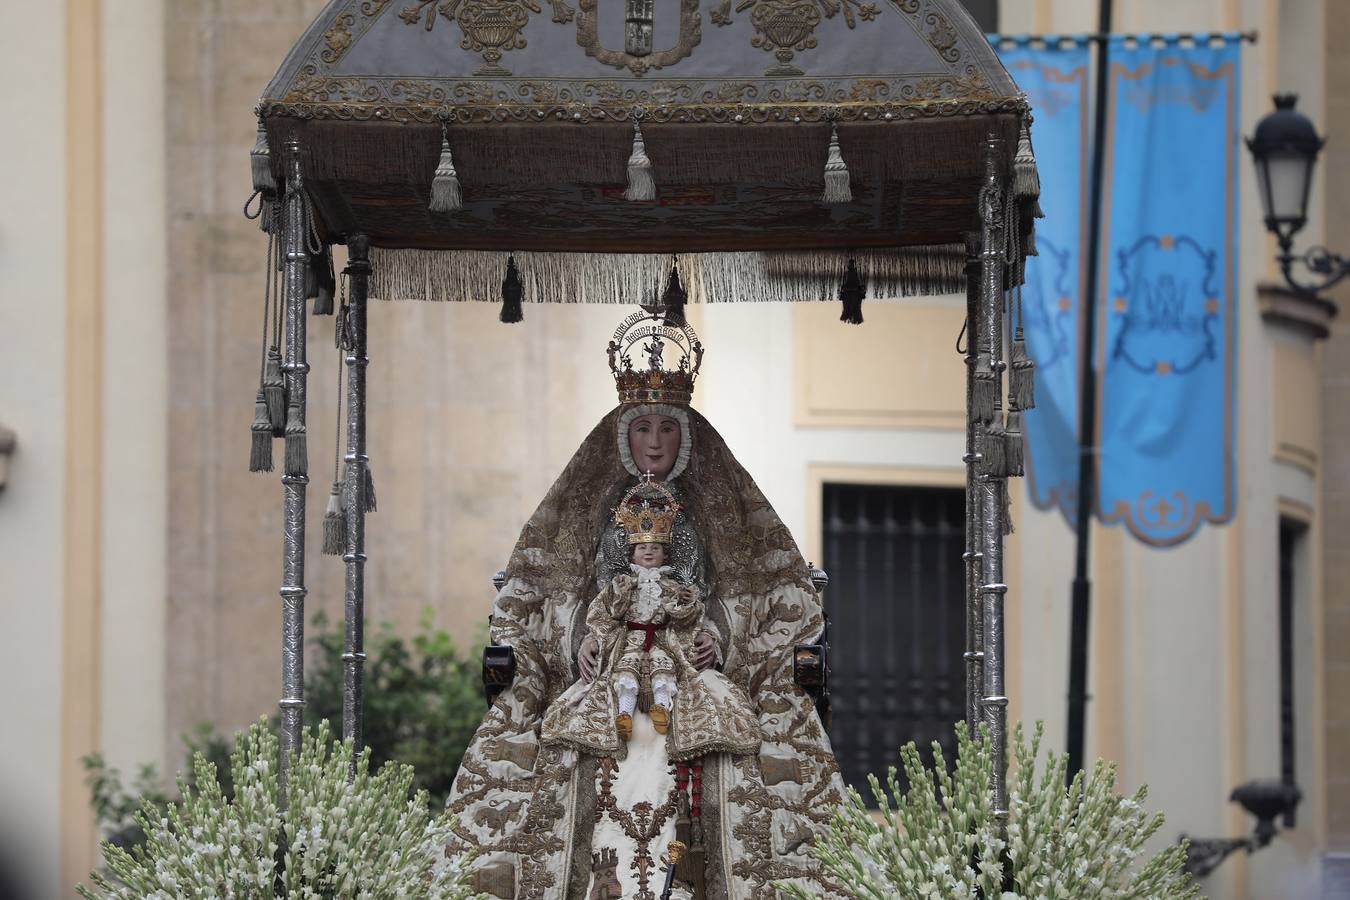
[976,134,1010,822]
[963,232,985,735]
[341,234,371,762]
[278,138,311,801]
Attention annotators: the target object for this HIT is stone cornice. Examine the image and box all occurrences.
[1257,281,1338,340]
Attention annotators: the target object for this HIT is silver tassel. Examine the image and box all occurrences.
[263,347,286,435]
[322,481,346,556]
[304,254,318,302]
[363,466,377,513]
[1022,224,1039,257]
[258,197,276,234]
[429,129,463,212]
[1005,408,1025,477]
[972,361,998,424]
[1010,330,1036,410]
[1014,121,1040,201]
[250,118,275,193]
[821,125,853,204]
[283,397,306,477]
[980,417,1006,477]
[624,122,655,201]
[249,389,273,473]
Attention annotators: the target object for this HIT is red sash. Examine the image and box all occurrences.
[625,621,666,652]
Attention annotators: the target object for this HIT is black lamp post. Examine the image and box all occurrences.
[1246,94,1350,295]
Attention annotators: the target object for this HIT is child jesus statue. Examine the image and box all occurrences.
[541,479,761,761]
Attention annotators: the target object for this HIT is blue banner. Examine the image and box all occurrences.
[997,37,1240,546]
[997,39,1091,524]
[1096,38,1240,545]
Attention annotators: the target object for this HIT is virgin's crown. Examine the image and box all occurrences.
[607,311,703,405]
[614,478,681,545]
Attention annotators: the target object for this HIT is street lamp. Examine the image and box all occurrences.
[1182,780,1303,880]
[1246,94,1350,296]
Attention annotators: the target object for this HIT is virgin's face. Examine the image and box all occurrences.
[627,414,682,480]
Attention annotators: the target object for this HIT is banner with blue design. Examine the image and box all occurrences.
[1095,37,1240,544]
[998,37,1240,546]
[996,39,1091,524]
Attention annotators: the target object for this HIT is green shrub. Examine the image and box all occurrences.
[302,609,483,809]
[781,722,1197,899]
[86,611,484,855]
[78,720,480,900]
[83,724,232,851]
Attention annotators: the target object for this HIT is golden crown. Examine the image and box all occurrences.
[614,477,681,545]
[607,311,703,405]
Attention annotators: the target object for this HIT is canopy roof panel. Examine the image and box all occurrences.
[258,0,1032,257]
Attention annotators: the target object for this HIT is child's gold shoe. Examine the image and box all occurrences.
[650,705,670,734]
[616,713,633,742]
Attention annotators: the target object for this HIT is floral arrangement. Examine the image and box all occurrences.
[78,720,480,900]
[782,722,1198,899]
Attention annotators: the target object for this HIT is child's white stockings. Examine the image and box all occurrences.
[616,673,639,716]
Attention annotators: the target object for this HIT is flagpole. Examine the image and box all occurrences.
[1065,0,1113,782]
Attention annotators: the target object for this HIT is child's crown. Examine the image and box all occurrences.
[614,476,681,545]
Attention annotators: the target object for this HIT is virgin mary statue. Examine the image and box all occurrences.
[445,311,847,899]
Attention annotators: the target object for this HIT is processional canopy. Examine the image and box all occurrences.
[258,0,1036,303]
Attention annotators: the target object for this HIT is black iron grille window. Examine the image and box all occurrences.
[821,482,966,799]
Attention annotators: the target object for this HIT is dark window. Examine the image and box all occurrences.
[961,0,999,34]
[1278,517,1306,827]
[821,483,966,800]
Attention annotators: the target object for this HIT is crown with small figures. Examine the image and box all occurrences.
[614,476,681,545]
[607,311,703,405]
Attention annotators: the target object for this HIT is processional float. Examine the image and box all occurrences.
[248,0,1039,832]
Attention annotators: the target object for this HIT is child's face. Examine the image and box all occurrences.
[631,542,667,568]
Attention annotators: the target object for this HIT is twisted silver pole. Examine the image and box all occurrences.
[962,233,985,735]
[278,138,311,800]
[977,134,1009,822]
[341,234,371,763]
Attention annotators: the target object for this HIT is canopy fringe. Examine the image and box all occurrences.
[368,247,967,305]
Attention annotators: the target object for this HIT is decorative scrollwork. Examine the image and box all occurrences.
[322,13,356,63]
[716,0,880,76]
[924,10,959,63]
[392,0,576,75]
[264,90,1025,127]
[398,0,450,29]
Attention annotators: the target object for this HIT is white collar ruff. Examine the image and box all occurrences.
[630,563,673,582]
